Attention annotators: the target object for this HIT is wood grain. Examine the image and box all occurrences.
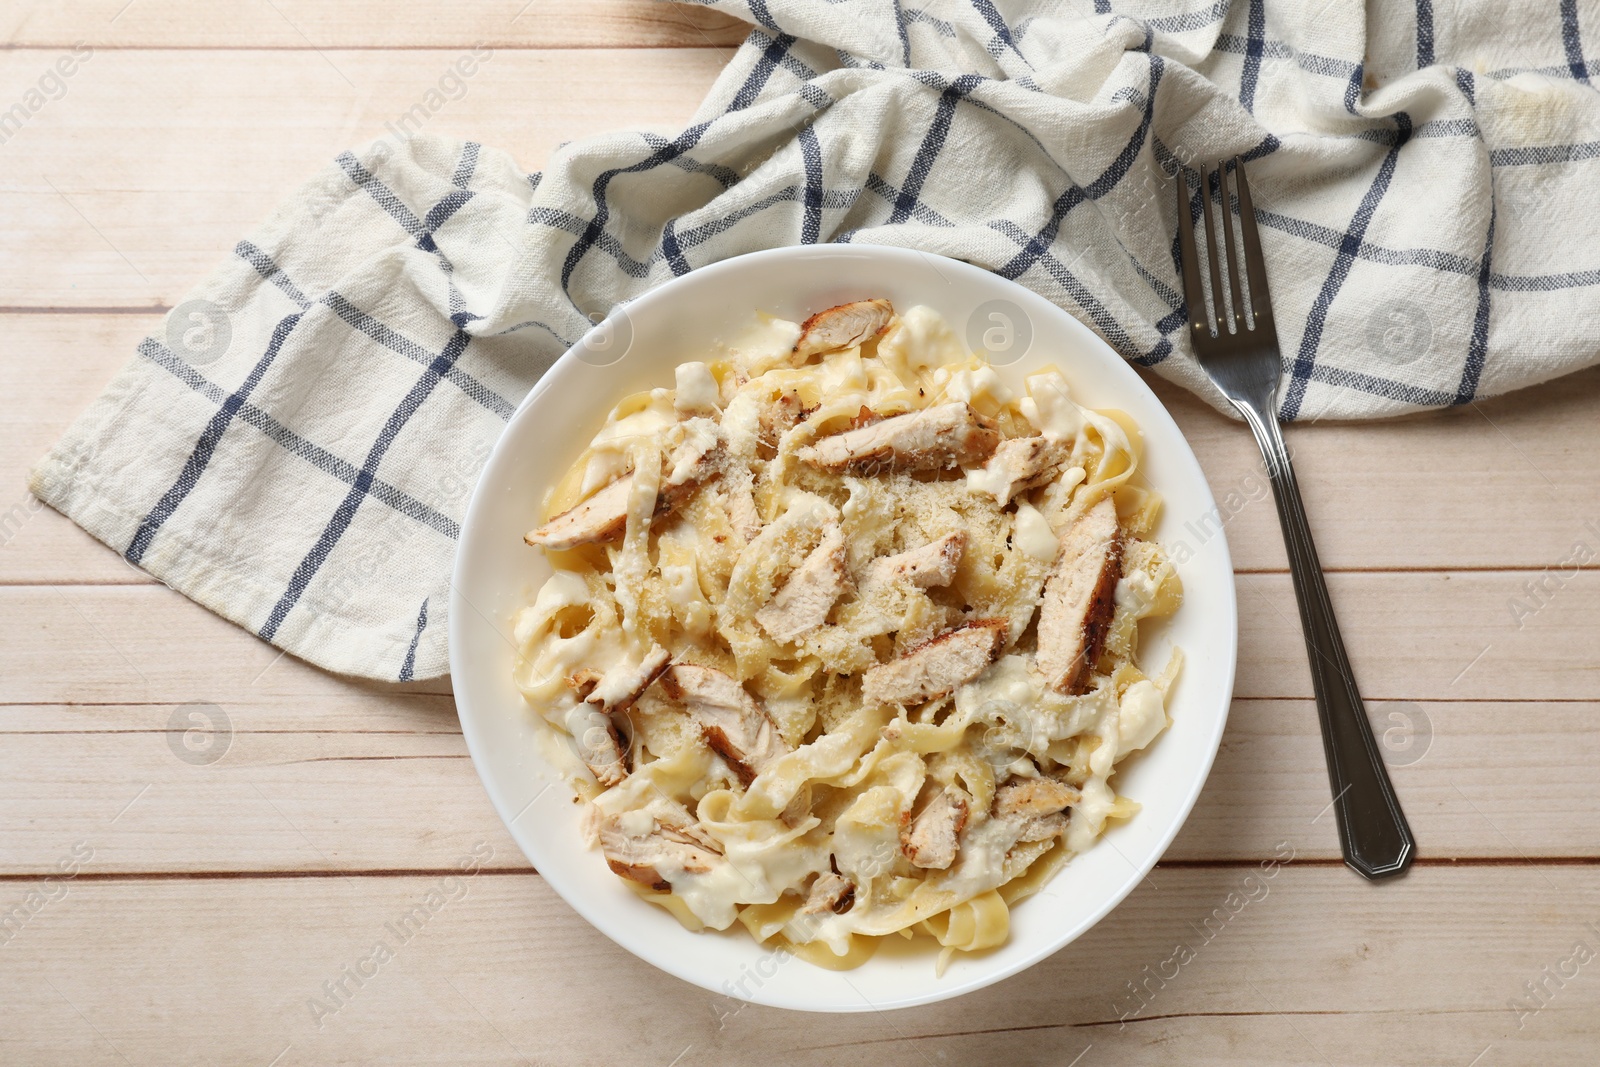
[0,47,726,308]
[1232,569,1600,701]
[0,0,752,49]
[1,867,1594,1065]
[1144,368,1600,572]
[0,314,159,584]
[0,584,453,703]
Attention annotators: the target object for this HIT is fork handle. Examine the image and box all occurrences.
[1236,405,1416,880]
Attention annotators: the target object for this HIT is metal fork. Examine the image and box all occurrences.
[1175,158,1415,881]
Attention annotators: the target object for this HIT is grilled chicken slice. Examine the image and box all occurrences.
[569,702,629,788]
[1017,812,1069,843]
[566,651,670,788]
[861,619,1008,706]
[974,435,1073,505]
[901,787,969,870]
[523,474,633,551]
[994,777,1082,817]
[660,664,790,786]
[756,524,848,642]
[797,402,1001,476]
[865,531,965,589]
[1036,495,1124,693]
[791,299,895,364]
[801,871,856,915]
[598,800,723,891]
[524,422,726,551]
[585,645,671,715]
[724,473,763,543]
[993,779,1078,844]
[659,419,727,510]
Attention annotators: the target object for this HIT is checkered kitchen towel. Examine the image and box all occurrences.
[31,0,1600,680]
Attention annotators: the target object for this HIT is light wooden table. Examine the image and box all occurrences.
[2,4,1597,1064]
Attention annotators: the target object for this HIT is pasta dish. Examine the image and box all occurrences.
[512,298,1181,971]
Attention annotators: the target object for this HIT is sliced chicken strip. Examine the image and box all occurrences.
[723,472,763,543]
[523,474,633,551]
[994,777,1082,817]
[571,705,630,788]
[524,422,726,551]
[901,787,969,870]
[972,434,1074,505]
[797,402,1001,476]
[800,871,856,915]
[659,419,727,509]
[1016,812,1069,843]
[1036,495,1124,694]
[791,298,895,364]
[861,619,1008,706]
[566,647,670,787]
[755,524,848,642]
[586,645,671,715]
[660,664,791,787]
[598,800,723,891]
[865,531,965,589]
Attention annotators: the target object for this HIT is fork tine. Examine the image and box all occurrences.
[1197,163,1226,337]
[1174,169,1209,339]
[1217,161,1246,334]
[1232,156,1275,328]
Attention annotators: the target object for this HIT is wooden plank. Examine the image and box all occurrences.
[1143,367,1600,572]
[0,314,162,584]
[6,320,1600,583]
[0,693,459,734]
[0,696,1594,875]
[0,713,521,876]
[0,0,751,49]
[1230,569,1600,702]
[1171,697,1600,862]
[0,47,726,307]
[0,584,453,703]
[0,867,1593,1064]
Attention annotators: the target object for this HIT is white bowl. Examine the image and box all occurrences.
[450,245,1237,1013]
